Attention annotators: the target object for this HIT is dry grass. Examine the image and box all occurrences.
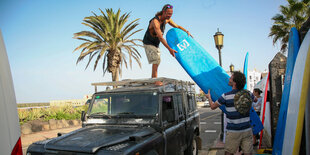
[18,105,88,125]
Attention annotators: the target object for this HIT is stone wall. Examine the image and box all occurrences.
[50,99,87,107]
[268,52,286,143]
[20,119,82,135]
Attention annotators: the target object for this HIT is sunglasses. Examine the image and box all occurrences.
[163,4,173,11]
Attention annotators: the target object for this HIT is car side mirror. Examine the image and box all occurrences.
[81,111,86,122]
[57,132,64,137]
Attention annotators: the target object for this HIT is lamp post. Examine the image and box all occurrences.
[230,64,234,73]
[214,28,224,66]
[213,28,224,141]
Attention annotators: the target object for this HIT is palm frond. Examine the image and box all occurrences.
[102,52,109,76]
[73,31,102,41]
[119,13,130,30]
[76,46,101,65]
[119,51,127,70]
[121,45,142,68]
[121,18,140,37]
[123,29,143,41]
[122,39,143,48]
[73,42,91,53]
[93,50,105,71]
[85,51,100,70]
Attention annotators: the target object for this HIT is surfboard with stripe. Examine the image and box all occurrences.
[282,29,310,154]
[273,27,300,155]
[258,73,271,148]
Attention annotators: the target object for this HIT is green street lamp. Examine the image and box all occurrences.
[213,29,224,66]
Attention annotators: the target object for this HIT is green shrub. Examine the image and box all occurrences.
[18,105,89,125]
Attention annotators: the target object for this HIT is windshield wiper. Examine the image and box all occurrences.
[117,112,135,115]
[116,112,141,118]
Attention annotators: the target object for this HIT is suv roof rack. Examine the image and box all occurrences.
[91,77,196,93]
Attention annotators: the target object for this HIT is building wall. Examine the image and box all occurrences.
[247,70,263,92]
[50,95,92,107]
[227,69,266,92]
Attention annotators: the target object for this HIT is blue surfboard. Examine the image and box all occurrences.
[272,27,300,155]
[243,52,249,89]
[166,28,231,101]
[243,52,264,135]
[166,28,263,134]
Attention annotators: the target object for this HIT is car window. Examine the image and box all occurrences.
[89,97,109,115]
[187,94,196,112]
[176,94,184,121]
[187,95,192,112]
[89,92,159,116]
[162,96,176,123]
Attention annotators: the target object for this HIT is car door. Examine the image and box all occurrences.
[174,93,187,151]
[161,94,180,155]
[184,94,197,141]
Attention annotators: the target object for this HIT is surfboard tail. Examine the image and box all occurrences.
[11,137,23,155]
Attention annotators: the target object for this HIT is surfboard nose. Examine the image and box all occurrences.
[167,28,187,46]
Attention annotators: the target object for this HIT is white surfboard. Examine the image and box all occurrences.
[282,30,310,154]
[0,30,22,154]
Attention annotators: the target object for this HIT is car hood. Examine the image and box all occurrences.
[41,125,156,153]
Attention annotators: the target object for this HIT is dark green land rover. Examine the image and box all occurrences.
[27,78,201,155]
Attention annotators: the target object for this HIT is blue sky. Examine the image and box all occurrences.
[0,0,287,103]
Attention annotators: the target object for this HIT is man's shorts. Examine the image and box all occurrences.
[144,44,161,65]
[225,130,253,154]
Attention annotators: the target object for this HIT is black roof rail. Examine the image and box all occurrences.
[91,77,195,93]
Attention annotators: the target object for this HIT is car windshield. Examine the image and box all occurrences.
[89,92,159,117]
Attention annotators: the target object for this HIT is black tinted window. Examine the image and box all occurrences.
[187,94,196,112]
[176,94,184,120]
[162,96,175,122]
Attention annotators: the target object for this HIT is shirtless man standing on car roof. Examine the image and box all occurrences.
[142,4,192,85]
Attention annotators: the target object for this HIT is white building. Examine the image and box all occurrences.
[226,66,266,92]
[247,69,265,92]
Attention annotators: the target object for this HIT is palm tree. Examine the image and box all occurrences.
[269,0,310,53]
[73,8,143,81]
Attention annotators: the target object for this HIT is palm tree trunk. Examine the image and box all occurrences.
[111,68,119,89]
[112,68,119,82]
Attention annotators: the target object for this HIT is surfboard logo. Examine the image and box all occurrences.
[177,39,190,51]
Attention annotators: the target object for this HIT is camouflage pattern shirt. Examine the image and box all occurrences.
[215,89,254,132]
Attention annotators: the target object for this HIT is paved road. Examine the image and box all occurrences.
[198,107,222,151]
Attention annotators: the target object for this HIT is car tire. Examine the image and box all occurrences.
[184,134,198,155]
